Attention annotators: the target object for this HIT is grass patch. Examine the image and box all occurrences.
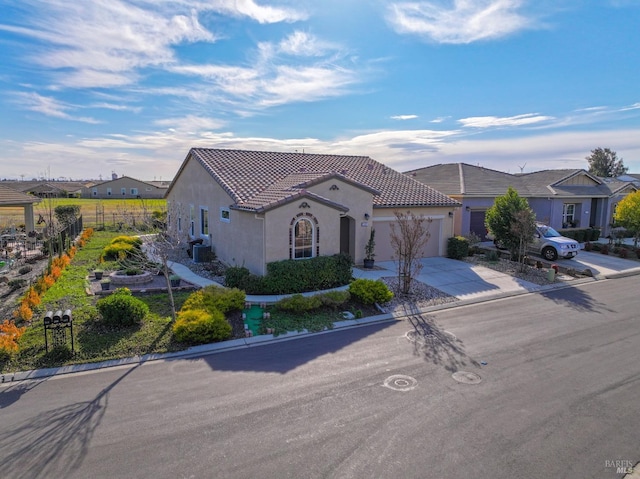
[262,307,341,337]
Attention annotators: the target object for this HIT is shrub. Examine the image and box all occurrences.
[600,244,609,255]
[13,303,33,322]
[173,308,232,344]
[348,279,393,305]
[275,294,323,313]
[589,228,601,241]
[224,266,253,290]
[618,247,629,259]
[584,241,592,251]
[318,290,350,309]
[96,287,149,326]
[447,236,470,260]
[180,286,245,315]
[8,279,27,290]
[0,320,26,356]
[485,250,500,262]
[18,266,32,275]
[101,235,142,261]
[261,253,352,294]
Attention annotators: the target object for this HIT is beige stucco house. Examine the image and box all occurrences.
[84,176,169,199]
[166,148,460,275]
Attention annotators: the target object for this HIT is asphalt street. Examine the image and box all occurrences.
[1,276,639,479]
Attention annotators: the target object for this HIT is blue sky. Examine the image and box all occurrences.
[1,0,639,181]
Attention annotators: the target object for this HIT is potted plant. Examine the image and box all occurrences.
[100,278,111,291]
[364,228,376,268]
[169,274,181,287]
[94,269,104,280]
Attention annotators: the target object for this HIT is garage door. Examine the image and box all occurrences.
[373,218,442,261]
[469,211,487,240]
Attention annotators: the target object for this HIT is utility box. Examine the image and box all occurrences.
[193,244,211,263]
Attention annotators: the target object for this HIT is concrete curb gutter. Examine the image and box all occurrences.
[0,271,635,384]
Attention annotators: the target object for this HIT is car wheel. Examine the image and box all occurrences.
[542,246,557,261]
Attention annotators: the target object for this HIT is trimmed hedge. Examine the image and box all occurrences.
[181,285,245,315]
[558,228,600,242]
[447,236,470,259]
[225,253,352,294]
[275,294,322,313]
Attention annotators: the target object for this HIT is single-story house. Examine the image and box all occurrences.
[166,148,460,275]
[84,175,169,199]
[3,180,89,198]
[406,163,637,240]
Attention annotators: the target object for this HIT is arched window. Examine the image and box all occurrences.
[293,218,314,259]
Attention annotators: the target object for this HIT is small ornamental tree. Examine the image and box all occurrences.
[485,187,534,261]
[510,209,537,271]
[614,190,640,247]
[389,210,432,295]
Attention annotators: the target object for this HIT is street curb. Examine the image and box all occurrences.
[0,272,634,384]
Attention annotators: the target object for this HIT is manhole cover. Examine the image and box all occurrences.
[383,375,418,392]
[452,371,482,384]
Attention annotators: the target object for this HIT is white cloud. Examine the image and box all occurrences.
[15,92,100,124]
[391,115,419,120]
[278,31,334,56]
[458,113,554,128]
[387,0,533,43]
[0,0,305,90]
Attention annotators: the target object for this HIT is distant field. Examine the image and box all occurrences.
[0,198,166,228]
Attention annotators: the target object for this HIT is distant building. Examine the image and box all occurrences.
[2,180,91,198]
[84,175,170,199]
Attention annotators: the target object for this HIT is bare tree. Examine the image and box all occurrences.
[389,210,432,295]
[116,202,185,322]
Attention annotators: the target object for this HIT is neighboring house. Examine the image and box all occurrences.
[0,184,40,233]
[166,148,460,275]
[2,180,89,198]
[406,164,636,240]
[84,176,169,199]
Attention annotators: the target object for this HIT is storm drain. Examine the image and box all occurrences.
[383,375,418,392]
[452,371,482,385]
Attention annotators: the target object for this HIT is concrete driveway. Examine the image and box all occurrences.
[354,257,549,302]
[354,252,640,302]
[561,250,640,278]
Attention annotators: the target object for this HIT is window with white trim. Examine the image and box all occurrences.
[121,187,126,196]
[92,188,97,196]
[200,207,209,236]
[131,188,138,196]
[220,207,230,223]
[293,218,314,259]
[563,204,576,226]
[106,188,112,196]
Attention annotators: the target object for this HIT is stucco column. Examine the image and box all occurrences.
[23,204,35,232]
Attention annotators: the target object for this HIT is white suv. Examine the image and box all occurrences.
[531,224,579,261]
[487,224,580,261]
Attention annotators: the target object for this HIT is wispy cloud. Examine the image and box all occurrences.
[15,92,100,123]
[458,113,554,128]
[387,0,533,43]
[0,1,306,89]
[391,114,418,120]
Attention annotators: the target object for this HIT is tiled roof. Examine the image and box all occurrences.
[182,149,458,211]
[0,184,39,205]
[406,163,633,198]
[406,163,525,196]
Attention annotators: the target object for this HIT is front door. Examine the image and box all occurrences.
[340,216,354,259]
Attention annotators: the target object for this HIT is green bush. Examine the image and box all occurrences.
[275,294,322,313]
[96,287,149,326]
[318,290,350,309]
[8,279,27,290]
[348,279,393,305]
[447,236,470,259]
[180,285,245,314]
[225,254,352,295]
[18,266,32,275]
[101,235,142,261]
[172,308,232,344]
[485,250,500,262]
[589,228,601,241]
